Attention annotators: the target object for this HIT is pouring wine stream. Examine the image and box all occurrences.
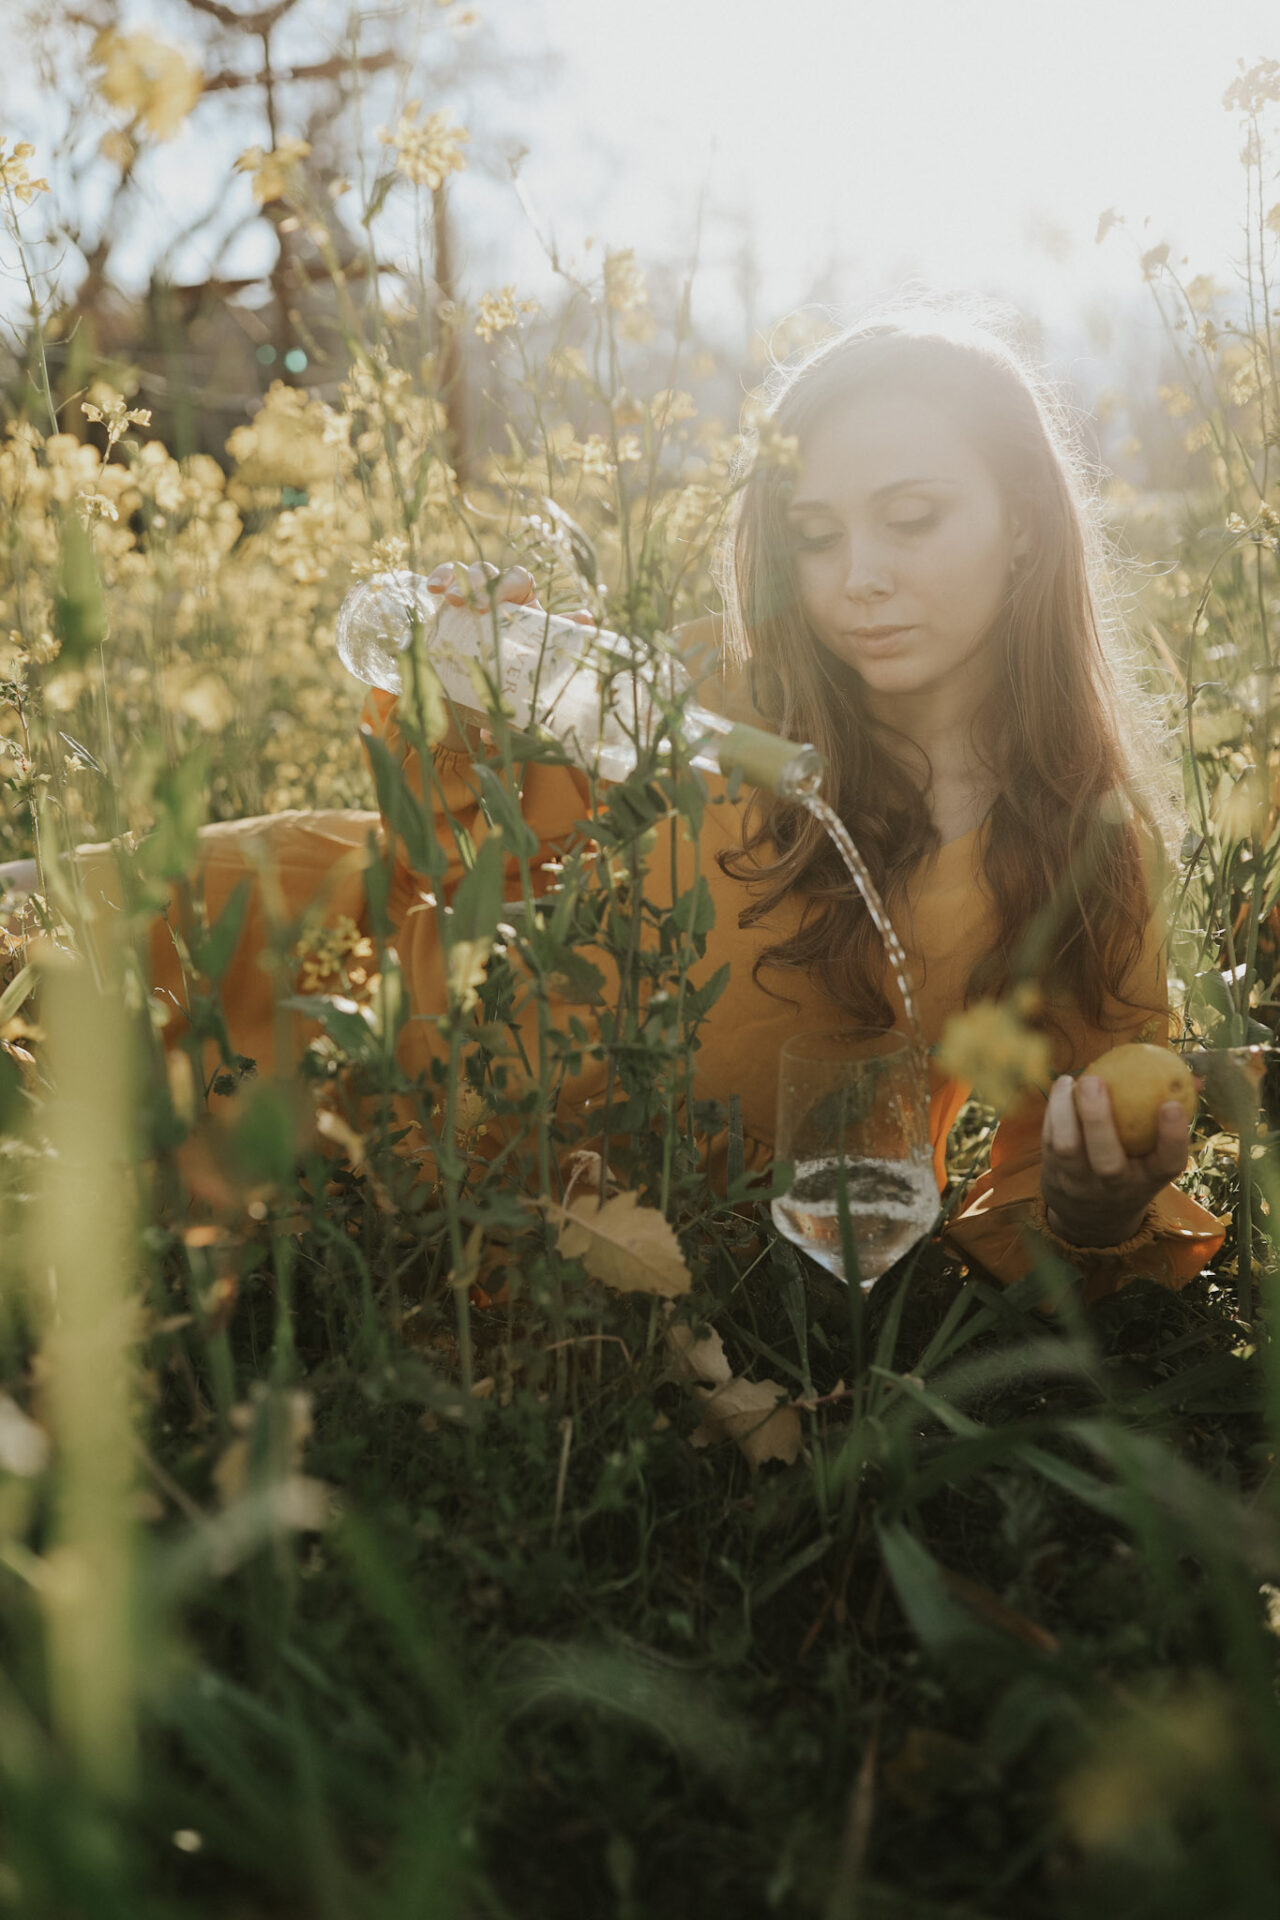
[799,792,929,1105]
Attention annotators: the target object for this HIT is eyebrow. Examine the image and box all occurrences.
[785,476,953,511]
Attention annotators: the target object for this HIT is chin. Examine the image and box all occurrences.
[851,656,931,694]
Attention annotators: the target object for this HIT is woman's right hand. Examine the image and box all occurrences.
[424,559,596,626]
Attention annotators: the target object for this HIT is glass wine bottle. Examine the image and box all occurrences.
[336,569,824,800]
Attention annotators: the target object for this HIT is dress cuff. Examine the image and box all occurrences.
[431,744,474,774]
[1026,1193,1162,1261]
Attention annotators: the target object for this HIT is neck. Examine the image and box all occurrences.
[860,679,996,841]
[863,685,985,780]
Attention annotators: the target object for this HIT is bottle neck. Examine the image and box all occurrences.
[684,701,825,799]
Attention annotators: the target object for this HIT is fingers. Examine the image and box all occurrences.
[1147,1101,1191,1181]
[1042,1074,1082,1158]
[1070,1075,1129,1179]
[1043,1074,1127,1178]
[1043,1074,1191,1183]
[426,561,540,609]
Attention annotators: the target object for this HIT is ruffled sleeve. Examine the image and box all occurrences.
[943,909,1227,1304]
[358,686,595,913]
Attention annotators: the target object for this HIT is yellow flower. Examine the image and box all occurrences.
[1158,384,1194,420]
[91,30,203,142]
[351,533,410,579]
[566,434,616,481]
[224,382,346,502]
[741,392,801,476]
[1223,58,1280,116]
[377,103,469,190]
[98,128,136,173]
[936,988,1053,1110]
[445,6,483,37]
[234,140,311,207]
[433,1083,490,1149]
[474,286,538,343]
[603,248,647,312]
[651,389,698,430]
[292,918,379,1001]
[82,385,151,451]
[0,139,49,205]
[177,675,236,734]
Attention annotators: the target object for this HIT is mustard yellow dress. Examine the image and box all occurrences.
[88,681,1224,1303]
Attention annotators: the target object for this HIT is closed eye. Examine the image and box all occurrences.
[791,511,940,551]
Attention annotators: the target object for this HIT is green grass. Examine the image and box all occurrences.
[0,1084,1271,1919]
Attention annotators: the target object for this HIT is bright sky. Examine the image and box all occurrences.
[508,0,1280,348]
[3,0,1279,365]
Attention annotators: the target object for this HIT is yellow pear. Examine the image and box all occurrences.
[1081,1042,1198,1158]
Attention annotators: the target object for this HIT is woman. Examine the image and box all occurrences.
[59,303,1225,1301]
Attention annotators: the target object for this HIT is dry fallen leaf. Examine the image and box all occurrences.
[548,1188,691,1298]
[664,1319,732,1387]
[559,1147,617,1206]
[690,1376,802,1470]
[1183,1045,1268,1134]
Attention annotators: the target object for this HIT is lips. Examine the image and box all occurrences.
[850,625,914,651]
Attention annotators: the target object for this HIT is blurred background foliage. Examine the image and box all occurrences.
[5,7,1280,1919]
[0,0,1255,840]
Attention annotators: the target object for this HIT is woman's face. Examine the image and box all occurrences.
[785,390,1026,707]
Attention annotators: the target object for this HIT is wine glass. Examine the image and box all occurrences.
[770,1027,938,1288]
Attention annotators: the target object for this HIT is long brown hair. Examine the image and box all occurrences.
[715,296,1183,1041]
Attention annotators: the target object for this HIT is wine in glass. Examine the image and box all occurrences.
[770,1027,939,1288]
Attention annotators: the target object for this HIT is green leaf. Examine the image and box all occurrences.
[671,771,705,837]
[537,495,600,589]
[139,750,209,882]
[475,764,541,859]
[1192,968,1236,1024]
[672,876,715,938]
[361,168,398,228]
[192,877,252,986]
[231,1081,302,1187]
[0,1048,26,1130]
[360,725,445,880]
[280,994,377,1062]
[876,1520,978,1655]
[535,939,605,1005]
[53,512,108,664]
[591,777,670,848]
[449,835,506,946]
[362,834,395,941]
[57,731,103,775]
[685,962,730,1021]
[730,1156,794,1204]
[0,965,37,1029]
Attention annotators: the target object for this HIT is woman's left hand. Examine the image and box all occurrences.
[1040,1072,1190,1247]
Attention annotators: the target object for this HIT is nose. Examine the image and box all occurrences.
[842,536,894,603]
